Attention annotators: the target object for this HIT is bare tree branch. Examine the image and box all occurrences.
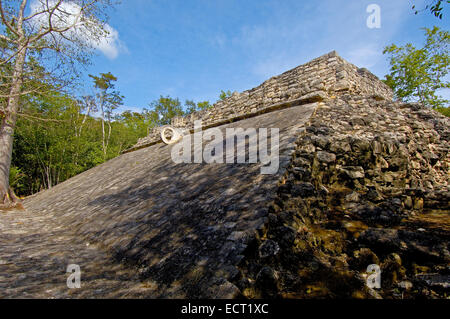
[18,112,68,122]
[0,0,21,37]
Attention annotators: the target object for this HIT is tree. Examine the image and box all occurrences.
[148,96,185,126]
[12,88,149,197]
[12,89,94,194]
[88,72,123,160]
[196,100,212,110]
[0,0,117,208]
[77,95,97,137]
[383,26,449,110]
[149,96,213,125]
[185,99,211,114]
[413,1,449,19]
[14,91,78,190]
[219,90,232,101]
[9,166,25,195]
[118,108,156,137]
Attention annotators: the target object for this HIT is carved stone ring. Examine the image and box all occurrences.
[161,126,184,145]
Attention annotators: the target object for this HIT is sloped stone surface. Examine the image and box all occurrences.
[1,52,448,300]
[1,103,316,298]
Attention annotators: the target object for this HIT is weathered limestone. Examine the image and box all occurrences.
[238,97,449,299]
[1,102,317,298]
[126,51,393,152]
[160,126,184,145]
[1,51,448,299]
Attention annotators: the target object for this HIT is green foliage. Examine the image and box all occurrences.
[12,89,141,196]
[197,101,212,110]
[115,108,158,146]
[89,72,118,90]
[9,166,25,194]
[148,96,213,125]
[185,100,197,114]
[413,1,449,19]
[435,106,450,117]
[11,86,226,196]
[86,72,124,160]
[383,26,450,109]
[219,90,232,101]
[13,91,94,194]
[185,100,212,114]
[149,96,185,125]
[89,72,124,120]
[0,0,120,200]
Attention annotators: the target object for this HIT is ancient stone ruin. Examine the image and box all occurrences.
[1,51,448,299]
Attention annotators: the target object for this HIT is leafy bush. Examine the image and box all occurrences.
[435,106,450,117]
[9,166,26,195]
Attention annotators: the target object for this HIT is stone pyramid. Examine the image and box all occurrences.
[1,51,448,299]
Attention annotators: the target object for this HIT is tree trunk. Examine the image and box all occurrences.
[105,117,112,158]
[0,46,26,209]
[100,100,106,160]
[79,102,92,137]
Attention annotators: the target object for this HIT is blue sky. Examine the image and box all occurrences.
[80,0,449,113]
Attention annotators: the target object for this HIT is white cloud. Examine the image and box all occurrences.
[95,24,127,60]
[29,0,125,59]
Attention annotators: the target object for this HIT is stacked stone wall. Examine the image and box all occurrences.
[129,51,393,151]
[236,96,450,299]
